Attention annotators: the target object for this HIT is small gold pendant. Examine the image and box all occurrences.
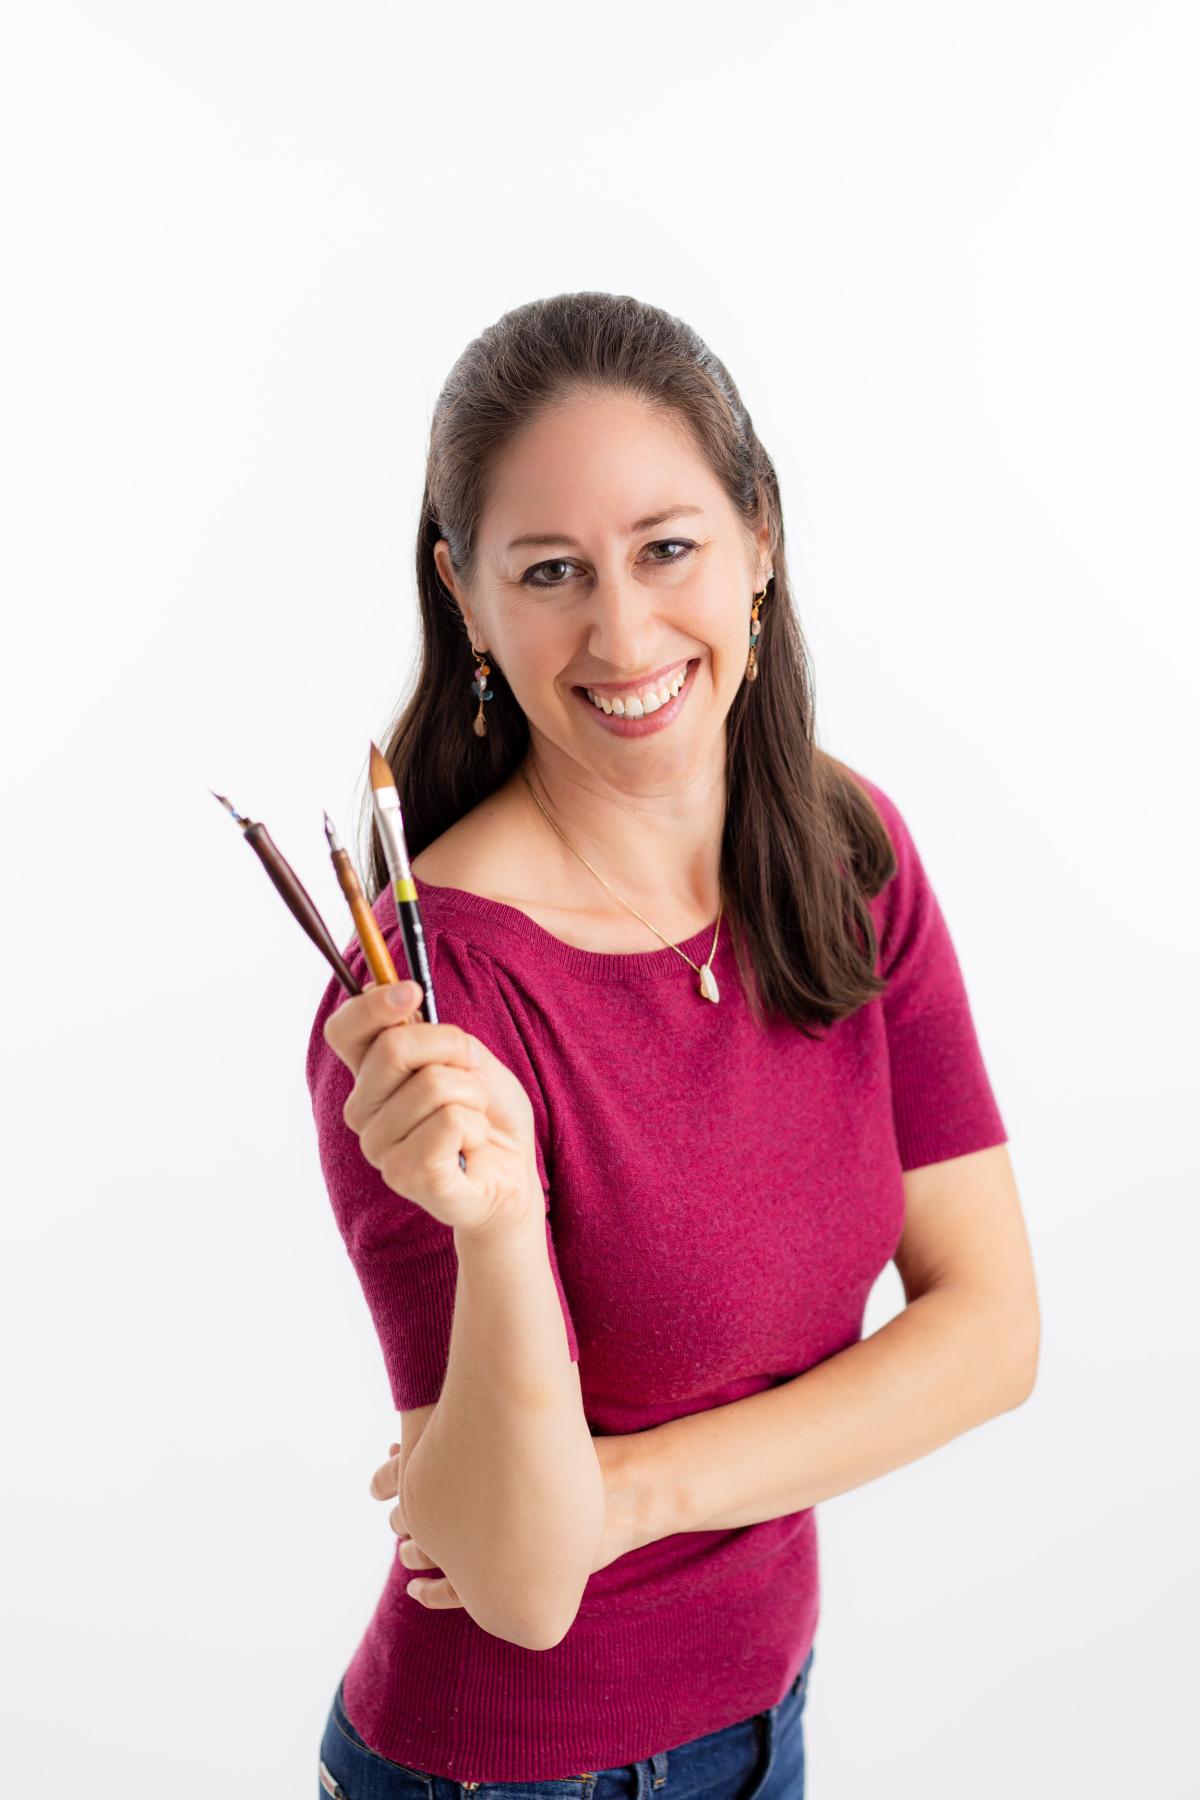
[699,964,720,1003]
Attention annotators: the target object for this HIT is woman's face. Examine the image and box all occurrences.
[434,388,771,793]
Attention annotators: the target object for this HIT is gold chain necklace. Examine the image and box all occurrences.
[518,765,724,1003]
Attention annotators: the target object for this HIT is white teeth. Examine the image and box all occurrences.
[584,663,689,716]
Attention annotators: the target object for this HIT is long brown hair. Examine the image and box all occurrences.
[360,291,895,1038]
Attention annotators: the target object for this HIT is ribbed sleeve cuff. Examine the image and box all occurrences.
[358,1212,579,1413]
[888,1005,1008,1172]
[357,1233,459,1412]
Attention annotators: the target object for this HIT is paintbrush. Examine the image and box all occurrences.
[367,741,438,1022]
[367,744,467,1171]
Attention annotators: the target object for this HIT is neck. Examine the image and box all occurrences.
[517,743,725,927]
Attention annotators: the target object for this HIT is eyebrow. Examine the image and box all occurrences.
[505,505,705,553]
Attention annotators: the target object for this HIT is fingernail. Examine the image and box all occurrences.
[387,982,418,1008]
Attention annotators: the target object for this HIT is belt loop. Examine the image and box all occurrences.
[649,1748,668,1788]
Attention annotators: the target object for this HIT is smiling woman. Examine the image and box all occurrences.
[364,303,899,1033]
[306,290,1035,1796]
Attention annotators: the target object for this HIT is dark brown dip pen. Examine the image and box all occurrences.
[211,790,362,996]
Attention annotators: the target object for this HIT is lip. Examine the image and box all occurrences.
[571,658,700,737]
[575,657,694,698]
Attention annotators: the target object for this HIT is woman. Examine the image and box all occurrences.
[307,291,1040,1798]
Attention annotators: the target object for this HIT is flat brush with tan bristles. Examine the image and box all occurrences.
[368,741,437,1025]
[368,743,468,1170]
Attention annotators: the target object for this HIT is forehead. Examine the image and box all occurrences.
[479,390,725,552]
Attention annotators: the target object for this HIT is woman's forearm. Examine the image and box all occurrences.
[629,1285,1038,1539]
[401,1193,602,1651]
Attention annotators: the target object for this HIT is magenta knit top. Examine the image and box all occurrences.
[305,769,1007,1782]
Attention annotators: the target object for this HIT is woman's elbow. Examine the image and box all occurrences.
[468,1584,585,1652]
[1003,1301,1041,1407]
[509,1560,593,1650]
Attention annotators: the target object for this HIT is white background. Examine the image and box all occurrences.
[2,2,1196,1793]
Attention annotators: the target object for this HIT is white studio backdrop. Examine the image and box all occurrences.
[2,2,1196,1794]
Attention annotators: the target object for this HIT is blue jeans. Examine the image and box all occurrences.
[318,1645,814,1799]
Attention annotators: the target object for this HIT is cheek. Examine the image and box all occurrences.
[700,612,750,682]
[692,580,749,647]
[489,632,560,701]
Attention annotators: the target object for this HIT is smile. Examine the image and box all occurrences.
[571,659,700,737]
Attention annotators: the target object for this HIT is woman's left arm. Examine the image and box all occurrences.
[387,1144,1038,1596]
[626,1143,1040,1539]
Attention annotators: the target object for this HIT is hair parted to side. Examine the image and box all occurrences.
[360,290,896,1037]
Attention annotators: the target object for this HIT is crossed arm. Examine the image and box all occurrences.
[633,1141,1039,1538]
[393,1143,1038,1640]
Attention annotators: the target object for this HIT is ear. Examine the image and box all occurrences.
[433,538,467,612]
[756,520,773,583]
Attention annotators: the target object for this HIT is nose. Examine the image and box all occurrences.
[580,563,667,677]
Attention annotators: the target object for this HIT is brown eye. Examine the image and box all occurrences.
[522,541,695,588]
[523,558,576,588]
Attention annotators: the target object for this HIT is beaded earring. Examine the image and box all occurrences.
[470,643,493,737]
[745,573,773,682]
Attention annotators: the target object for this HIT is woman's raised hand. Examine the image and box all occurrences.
[323,979,542,1238]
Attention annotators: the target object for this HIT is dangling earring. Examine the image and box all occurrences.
[470,643,493,737]
[745,573,773,682]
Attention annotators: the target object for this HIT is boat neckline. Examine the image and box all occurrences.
[385,873,730,986]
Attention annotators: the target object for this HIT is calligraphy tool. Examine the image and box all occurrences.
[323,809,400,988]
[211,790,362,995]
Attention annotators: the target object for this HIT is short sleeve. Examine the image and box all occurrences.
[860,775,1008,1173]
[305,921,579,1411]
